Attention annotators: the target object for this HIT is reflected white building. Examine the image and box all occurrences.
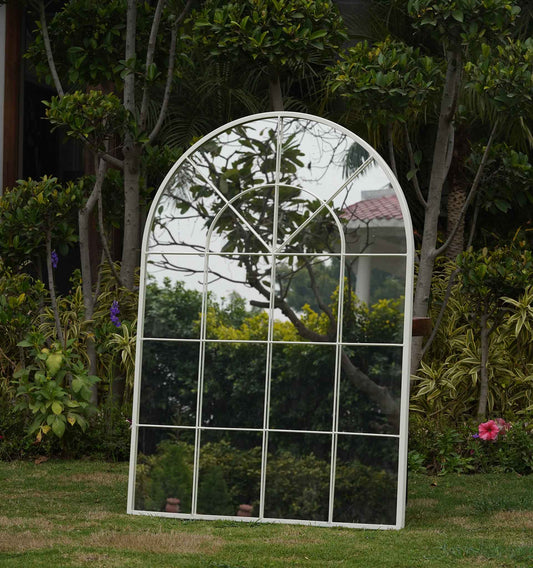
[344,186,406,304]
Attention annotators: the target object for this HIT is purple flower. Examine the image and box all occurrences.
[51,250,59,269]
[110,300,121,327]
[472,434,479,439]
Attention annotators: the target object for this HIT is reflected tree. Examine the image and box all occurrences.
[147,118,405,428]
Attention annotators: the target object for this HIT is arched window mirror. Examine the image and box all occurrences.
[128,113,414,529]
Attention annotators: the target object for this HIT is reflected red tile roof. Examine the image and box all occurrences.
[343,194,402,221]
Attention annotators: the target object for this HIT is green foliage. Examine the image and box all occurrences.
[457,240,533,309]
[408,0,521,45]
[464,38,533,114]
[0,176,82,268]
[412,254,533,420]
[330,38,443,126]
[13,333,99,441]
[198,440,262,508]
[144,276,203,339]
[37,285,91,353]
[25,0,162,91]
[193,0,347,73]
[44,91,127,152]
[468,144,533,216]
[0,262,45,383]
[409,416,533,475]
[198,466,235,516]
[59,402,132,460]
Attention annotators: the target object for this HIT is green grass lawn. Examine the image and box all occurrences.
[0,460,531,567]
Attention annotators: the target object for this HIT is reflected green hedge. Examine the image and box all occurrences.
[135,439,397,524]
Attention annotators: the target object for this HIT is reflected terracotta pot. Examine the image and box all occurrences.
[165,498,180,513]
[237,504,253,517]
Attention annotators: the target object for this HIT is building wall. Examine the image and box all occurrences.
[0,4,6,192]
[1,3,22,192]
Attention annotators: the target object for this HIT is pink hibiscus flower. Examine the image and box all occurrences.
[495,418,511,433]
[478,420,499,441]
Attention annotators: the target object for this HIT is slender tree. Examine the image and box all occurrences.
[330,0,531,371]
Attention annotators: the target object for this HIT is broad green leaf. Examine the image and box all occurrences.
[52,417,66,438]
[310,30,328,40]
[452,10,464,22]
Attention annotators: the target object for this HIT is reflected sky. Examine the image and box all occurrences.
[147,117,397,257]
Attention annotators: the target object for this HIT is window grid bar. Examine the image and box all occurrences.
[146,250,409,258]
[141,337,405,348]
[136,424,401,438]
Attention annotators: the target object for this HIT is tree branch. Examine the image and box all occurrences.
[466,195,481,249]
[124,0,137,116]
[148,0,193,144]
[36,0,64,97]
[140,0,167,130]
[97,178,124,289]
[387,123,398,178]
[404,123,427,209]
[98,151,124,170]
[435,123,497,257]
[420,267,460,358]
[305,260,336,335]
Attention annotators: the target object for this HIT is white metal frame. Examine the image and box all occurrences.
[127,112,414,529]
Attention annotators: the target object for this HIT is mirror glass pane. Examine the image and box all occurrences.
[139,341,199,427]
[204,254,272,336]
[343,187,406,254]
[274,255,341,339]
[147,160,227,254]
[144,258,204,339]
[264,432,331,521]
[334,435,398,525]
[134,427,195,513]
[202,342,267,429]
[189,119,280,190]
[344,255,406,311]
[269,343,336,431]
[197,430,262,517]
[280,117,364,203]
[338,346,403,435]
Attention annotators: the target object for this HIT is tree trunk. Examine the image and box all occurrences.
[120,144,142,290]
[445,134,468,259]
[120,0,141,291]
[446,182,466,259]
[79,158,107,403]
[269,74,284,111]
[477,312,490,418]
[411,48,462,374]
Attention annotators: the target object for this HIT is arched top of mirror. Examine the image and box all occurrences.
[145,113,412,258]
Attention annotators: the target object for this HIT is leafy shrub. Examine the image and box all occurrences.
[411,258,533,419]
[13,333,99,441]
[409,415,533,475]
[0,263,46,384]
[59,402,132,460]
